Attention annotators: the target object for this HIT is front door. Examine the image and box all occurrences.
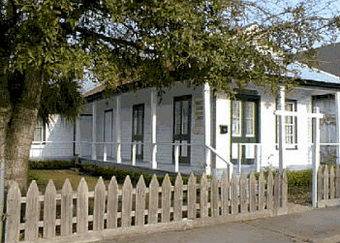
[132,104,144,160]
[173,95,192,164]
[231,95,260,164]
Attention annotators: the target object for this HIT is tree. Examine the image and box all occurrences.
[1,0,339,189]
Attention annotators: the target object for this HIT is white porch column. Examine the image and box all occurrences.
[335,92,340,164]
[277,85,286,172]
[151,89,157,169]
[91,101,97,160]
[116,95,122,163]
[204,83,212,175]
[76,117,81,157]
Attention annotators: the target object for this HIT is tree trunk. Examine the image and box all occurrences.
[5,106,39,190]
[1,74,42,190]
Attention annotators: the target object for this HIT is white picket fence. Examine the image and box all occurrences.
[5,172,287,243]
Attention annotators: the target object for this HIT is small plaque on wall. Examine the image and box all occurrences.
[193,97,204,134]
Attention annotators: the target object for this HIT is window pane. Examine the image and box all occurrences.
[245,102,255,136]
[33,121,44,142]
[181,100,189,135]
[232,100,242,136]
[174,101,181,134]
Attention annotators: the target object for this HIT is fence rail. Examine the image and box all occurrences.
[5,171,287,242]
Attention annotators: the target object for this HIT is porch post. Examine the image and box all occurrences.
[312,107,321,207]
[116,95,122,163]
[91,101,97,160]
[151,89,157,169]
[335,92,340,164]
[204,83,212,175]
[277,85,286,172]
[76,117,81,157]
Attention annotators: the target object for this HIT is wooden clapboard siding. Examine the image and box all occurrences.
[5,171,288,242]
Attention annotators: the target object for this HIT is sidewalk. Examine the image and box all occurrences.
[103,206,340,243]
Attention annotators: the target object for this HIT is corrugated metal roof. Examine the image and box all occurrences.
[287,63,340,84]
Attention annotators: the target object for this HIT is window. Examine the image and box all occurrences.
[231,100,242,137]
[244,102,255,137]
[33,121,46,143]
[276,100,297,148]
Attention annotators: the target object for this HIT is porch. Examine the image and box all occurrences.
[73,82,340,175]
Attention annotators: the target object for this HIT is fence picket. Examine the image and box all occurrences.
[239,174,247,213]
[5,181,21,242]
[318,165,323,201]
[267,171,273,210]
[200,174,208,218]
[211,176,219,217]
[323,165,329,200]
[231,174,238,214]
[121,176,133,227]
[282,171,288,209]
[258,171,265,211]
[273,172,280,211]
[330,166,335,199]
[77,178,89,233]
[93,177,106,231]
[336,165,340,198]
[221,172,229,216]
[161,174,171,223]
[148,175,159,224]
[107,176,118,229]
[25,180,40,241]
[249,172,256,213]
[174,174,183,221]
[187,173,197,220]
[61,179,73,236]
[136,176,146,226]
[6,170,290,242]
[43,180,57,238]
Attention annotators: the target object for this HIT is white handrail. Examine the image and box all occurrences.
[205,144,233,177]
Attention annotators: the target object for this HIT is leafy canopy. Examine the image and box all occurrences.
[1,0,339,120]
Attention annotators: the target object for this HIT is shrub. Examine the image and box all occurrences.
[29,160,75,170]
[286,169,312,188]
[79,162,189,186]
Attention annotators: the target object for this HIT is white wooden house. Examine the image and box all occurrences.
[29,65,340,175]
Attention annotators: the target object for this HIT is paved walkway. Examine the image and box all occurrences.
[103,206,340,243]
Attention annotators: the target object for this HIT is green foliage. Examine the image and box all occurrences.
[79,162,189,186]
[287,169,312,188]
[29,160,75,170]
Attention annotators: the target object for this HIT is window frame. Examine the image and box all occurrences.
[33,120,46,144]
[275,99,298,150]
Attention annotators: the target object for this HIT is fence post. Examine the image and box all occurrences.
[312,107,321,208]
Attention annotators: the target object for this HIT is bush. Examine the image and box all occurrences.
[79,162,189,186]
[29,160,75,170]
[286,169,312,188]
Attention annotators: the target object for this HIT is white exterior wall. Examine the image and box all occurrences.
[81,83,206,169]
[258,88,313,169]
[29,115,74,160]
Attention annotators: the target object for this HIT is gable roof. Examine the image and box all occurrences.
[315,43,340,77]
